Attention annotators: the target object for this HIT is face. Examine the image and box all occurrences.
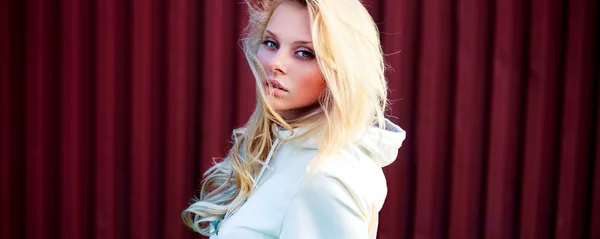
[257,1,326,119]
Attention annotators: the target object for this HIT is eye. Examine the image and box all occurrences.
[296,50,315,60]
[262,39,278,49]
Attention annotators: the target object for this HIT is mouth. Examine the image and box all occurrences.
[265,79,288,92]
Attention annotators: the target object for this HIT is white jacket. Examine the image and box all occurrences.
[210,119,406,239]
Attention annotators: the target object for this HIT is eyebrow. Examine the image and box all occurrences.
[265,30,313,45]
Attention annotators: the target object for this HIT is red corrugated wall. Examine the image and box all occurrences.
[1,0,598,238]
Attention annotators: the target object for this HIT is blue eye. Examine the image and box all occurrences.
[262,40,278,49]
[296,50,315,59]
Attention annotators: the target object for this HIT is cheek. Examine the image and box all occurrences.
[256,47,270,69]
[304,64,323,86]
[297,69,325,95]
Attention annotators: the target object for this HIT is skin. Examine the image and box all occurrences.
[257,1,326,120]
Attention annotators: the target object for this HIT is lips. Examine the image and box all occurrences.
[266,79,288,92]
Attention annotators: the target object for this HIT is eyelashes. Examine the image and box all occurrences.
[261,39,316,60]
[262,39,279,49]
[296,50,315,59]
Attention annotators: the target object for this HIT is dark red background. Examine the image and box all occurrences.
[1,0,599,238]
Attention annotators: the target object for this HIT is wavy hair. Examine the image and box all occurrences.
[182,0,389,235]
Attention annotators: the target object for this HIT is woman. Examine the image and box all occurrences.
[182,0,406,238]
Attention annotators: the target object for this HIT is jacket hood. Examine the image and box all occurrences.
[272,118,406,168]
[360,118,406,167]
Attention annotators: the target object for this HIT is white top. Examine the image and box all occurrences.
[210,119,406,239]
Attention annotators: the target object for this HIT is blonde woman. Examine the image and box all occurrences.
[182,0,406,238]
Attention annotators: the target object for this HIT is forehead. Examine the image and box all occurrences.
[265,2,312,41]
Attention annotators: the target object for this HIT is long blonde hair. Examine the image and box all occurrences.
[182,0,389,235]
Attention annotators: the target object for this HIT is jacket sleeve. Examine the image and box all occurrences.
[279,170,369,239]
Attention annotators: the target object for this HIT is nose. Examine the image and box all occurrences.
[268,50,287,75]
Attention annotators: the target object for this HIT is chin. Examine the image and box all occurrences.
[269,100,292,111]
